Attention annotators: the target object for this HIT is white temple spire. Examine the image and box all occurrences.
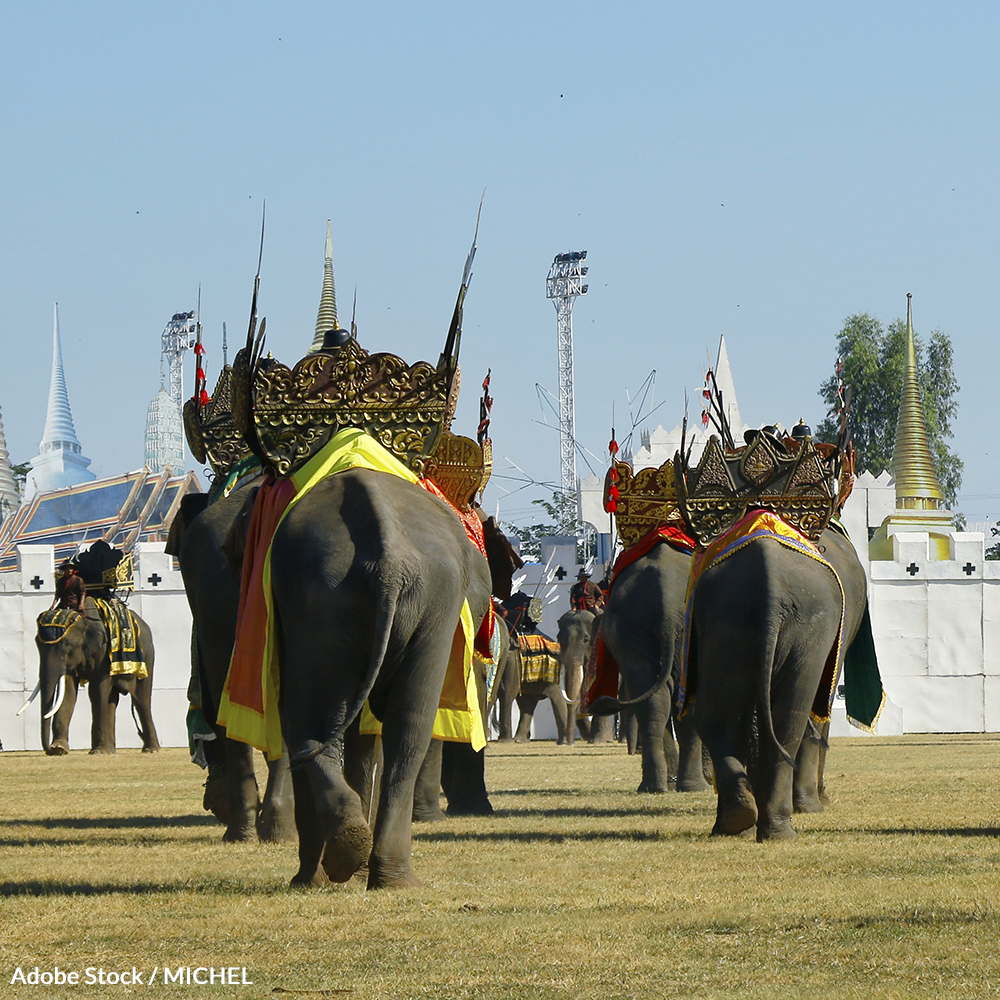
[26,303,94,498]
[713,335,743,435]
[0,401,19,522]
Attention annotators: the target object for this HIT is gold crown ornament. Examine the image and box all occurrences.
[603,459,686,548]
[183,364,254,476]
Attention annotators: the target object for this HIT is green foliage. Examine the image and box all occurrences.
[817,313,963,508]
[504,491,594,564]
[987,522,1000,561]
[10,460,30,494]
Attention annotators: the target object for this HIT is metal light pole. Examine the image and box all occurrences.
[545,251,588,517]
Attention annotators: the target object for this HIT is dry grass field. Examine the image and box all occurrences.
[3,735,1000,999]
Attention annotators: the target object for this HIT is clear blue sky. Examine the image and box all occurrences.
[2,2,997,525]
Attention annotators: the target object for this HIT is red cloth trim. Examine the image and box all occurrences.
[418,478,494,659]
[227,477,297,715]
[580,523,694,712]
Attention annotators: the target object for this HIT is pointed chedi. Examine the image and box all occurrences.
[26,303,95,498]
[310,220,339,352]
[870,293,954,560]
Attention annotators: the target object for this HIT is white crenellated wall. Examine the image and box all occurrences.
[0,543,192,752]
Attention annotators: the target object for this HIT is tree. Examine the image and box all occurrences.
[503,491,595,564]
[10,461,30,496]
[817,313,963,509]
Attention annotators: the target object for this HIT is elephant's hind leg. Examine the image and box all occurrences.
[304,751,373,884]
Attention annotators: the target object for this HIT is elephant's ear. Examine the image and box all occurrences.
[480,514,524,600]
[221,486,260,582]
[165,494,210,556]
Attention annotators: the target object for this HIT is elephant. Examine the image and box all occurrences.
[497,610,593,746]
[264,467,494,889]
[687,524,867,840]
[591,541,709,793]
[32,597,159,756]
[167,485,296,844]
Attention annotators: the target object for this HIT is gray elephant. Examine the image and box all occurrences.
[264,467,493,889]
[498,610,591,746]
[687,524,867,840]
[167,484,296,844]
[32,598,159,755]
[590,542,709,792]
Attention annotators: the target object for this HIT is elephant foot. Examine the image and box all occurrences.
[88,747,116,755]
[495,735,514,743]
[793,795,825,814]
[141,744,160,753]
[713,779,758,836]
[45,743,69,756]
[290,866,329,888]
[677,775,711,793]
[222,819,257,843]
[367,863,422,891]
[412,802,447,823]
[202,779,229,824]
[512,735,529,744]
[446,798,494,817]
[258,805,298,843]
[321,817,373,884]
[637,777,669,794]
[756,819,797,842]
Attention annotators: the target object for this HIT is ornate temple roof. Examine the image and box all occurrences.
[309,220,339,352]
[0,466,201,573]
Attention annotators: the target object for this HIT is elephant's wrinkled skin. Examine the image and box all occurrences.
[269,468,492,890]
[38,597,159,755]
[169,487,295,844]
[597,543,708,793]
[691,526,867,840]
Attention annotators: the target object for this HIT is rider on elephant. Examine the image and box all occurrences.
[570,569,604,613]
[52,560,86,612]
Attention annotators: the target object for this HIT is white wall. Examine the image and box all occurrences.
[1,543,192,752]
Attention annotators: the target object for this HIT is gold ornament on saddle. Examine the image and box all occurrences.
[230,203,483,480]
[183,364,254,476]
[101,551,135,592]
[675,370,850,547]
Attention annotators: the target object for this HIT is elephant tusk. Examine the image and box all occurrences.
[16,681,41,716]
[43,675,67,720]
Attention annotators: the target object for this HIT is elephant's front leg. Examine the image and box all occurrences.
[793,719,829,813]
[695,698,757,837]
[543,682,570,745]
[222,739,260,842]
[496,651,518,741]
[674,711,711,792]
[89,674,118,754]
[258,746,297,843]
[412,738,446,822]
[755,682,813,841]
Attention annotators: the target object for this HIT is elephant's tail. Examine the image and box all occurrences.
[291,573,402,770]
[758,620,797,770]
[588,667,673,716]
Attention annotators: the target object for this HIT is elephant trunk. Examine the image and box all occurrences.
[39,664,67,753]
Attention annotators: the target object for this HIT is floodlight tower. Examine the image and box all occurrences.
[546,251,589,501]
[161,310,197,410]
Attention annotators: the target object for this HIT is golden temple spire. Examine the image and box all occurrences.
[310,220,339,352]
[891,293,944,508]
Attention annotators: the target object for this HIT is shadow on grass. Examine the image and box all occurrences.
[818,825,1000,838]
[490,805,699,819]
[0,876,293,898]
[414,828,694,844]
[0,815,220,830]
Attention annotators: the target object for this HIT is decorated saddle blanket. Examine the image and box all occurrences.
[217,427,489,760]
[91,597,149,679]
[516,632,562,685]
[677,510,845,726]
[36,607,83,644]
[581,524,695,712]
